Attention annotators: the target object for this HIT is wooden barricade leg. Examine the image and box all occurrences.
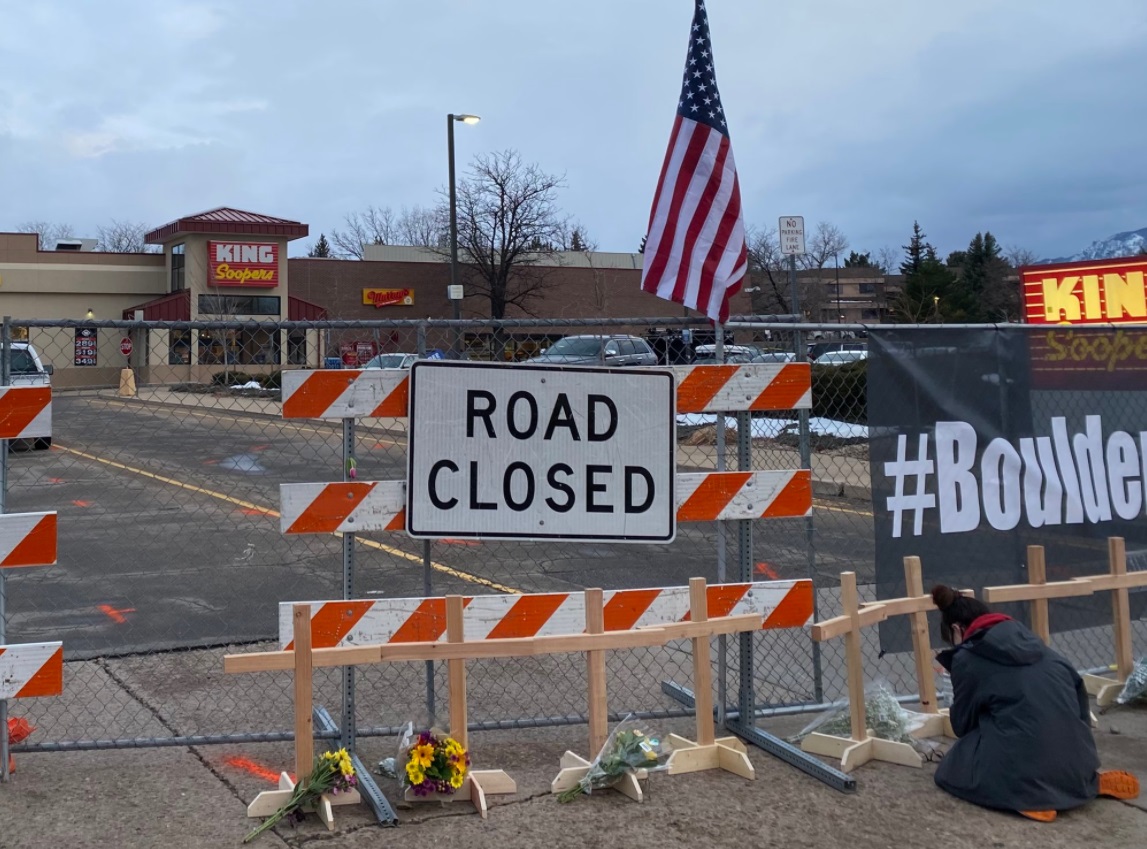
[1027,546,1051,645]
[246,604,360,829]
[551,588,646,802]
[666,578,755,781]
[409,595,516,819]
[903,557,955,739]
[801,572,923,772]
[1083,538,1136,708]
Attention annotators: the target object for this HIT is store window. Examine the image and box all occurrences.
[288,332,308,365]
[198,295,281,316]
[197,328,282,366]
[169,329,193,364]
[171,243,186,292]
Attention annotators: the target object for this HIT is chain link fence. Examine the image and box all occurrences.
[1,317,1139,754]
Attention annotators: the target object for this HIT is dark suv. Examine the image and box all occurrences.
[526,335,658,367]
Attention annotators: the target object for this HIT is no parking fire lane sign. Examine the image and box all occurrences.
[406,361,676,543]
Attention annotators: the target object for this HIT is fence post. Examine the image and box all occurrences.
[795,326,822,702]
[416,322,436,727]
[0,316,9,782]
[341,417,356,751]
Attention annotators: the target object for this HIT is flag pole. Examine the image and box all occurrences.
[714,322,727,724]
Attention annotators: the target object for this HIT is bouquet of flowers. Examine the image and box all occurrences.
[243,748,357,843]
[402,729,470,796]
[557,716,672,802]
[791,680,941,757]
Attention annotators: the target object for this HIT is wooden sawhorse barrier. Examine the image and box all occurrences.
[800,558,956,773]
[549,578,759,802]
[983,537,1147,707]
[227,578,800,820]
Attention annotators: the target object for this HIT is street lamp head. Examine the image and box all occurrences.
[453,114,481,125]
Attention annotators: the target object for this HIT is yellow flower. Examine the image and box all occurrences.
[449,772,465,789]
[412,743,435,769]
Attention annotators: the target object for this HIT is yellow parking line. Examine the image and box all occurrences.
[53,444,517,594]
[814,499,873,518]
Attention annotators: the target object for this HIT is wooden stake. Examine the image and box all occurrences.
[293,604,314,784]
[1109,537,1134,682]
[903,557,937,714]
[689,578,715,746]
[841,572,867,745]
[446,595,467,750]
[585,588,608,756]
[1027,545,1050,644]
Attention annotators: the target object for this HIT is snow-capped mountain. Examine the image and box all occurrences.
[1048,227,1147,262]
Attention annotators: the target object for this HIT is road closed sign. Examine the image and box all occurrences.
[407,361,675,542]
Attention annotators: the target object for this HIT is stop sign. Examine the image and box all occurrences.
[119,337,133,357]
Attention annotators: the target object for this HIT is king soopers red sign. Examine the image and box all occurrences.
[208,241,278,288]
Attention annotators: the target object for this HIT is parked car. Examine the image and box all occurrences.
[5,341,54,450]
[815,350,868,366]
[808,341,866,361]
[527,335,658,367]
[363,352,418,370]
[751,351,798,363]
[691,344,762,364]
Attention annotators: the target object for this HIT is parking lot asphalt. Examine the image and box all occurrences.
[3,389,875,657]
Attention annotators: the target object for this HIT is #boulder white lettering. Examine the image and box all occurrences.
[891,415,1147,537]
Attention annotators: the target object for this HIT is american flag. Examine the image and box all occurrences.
[640,0,747,324]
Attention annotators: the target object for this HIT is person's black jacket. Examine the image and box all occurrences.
[934,615,1100,812]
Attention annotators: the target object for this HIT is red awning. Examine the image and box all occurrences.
[288,296,327,321]
[123,290,190,321]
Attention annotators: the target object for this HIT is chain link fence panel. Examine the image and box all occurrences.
[3,318,1139,754]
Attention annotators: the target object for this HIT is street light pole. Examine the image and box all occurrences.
[835,252,841,324]
[447,113,480,358]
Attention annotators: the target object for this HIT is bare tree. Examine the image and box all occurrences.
[330,205,446,258]
[96,219,159,253]
[800,221,849,270]
[396,205,447,248]
[443,149,571,319]
[18,220,73,250]
[745,225,828,318]
[328,206,397,258]
[1005,245,1041,268]
[875,246,900,276]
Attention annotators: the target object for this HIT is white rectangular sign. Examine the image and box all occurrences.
[407,361,676,542]
[779,216,806,256]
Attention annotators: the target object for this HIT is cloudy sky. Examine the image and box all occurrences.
[2,0,1145,261]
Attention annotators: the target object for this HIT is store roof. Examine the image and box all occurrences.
[145,207,309,244]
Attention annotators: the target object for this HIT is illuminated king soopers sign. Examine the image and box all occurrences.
[1022,257,1147,325]
[208,241,279,288]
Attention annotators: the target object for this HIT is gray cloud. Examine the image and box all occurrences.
[1,0,1144,262]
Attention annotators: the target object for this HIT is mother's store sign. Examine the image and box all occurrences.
[208,241,279,288]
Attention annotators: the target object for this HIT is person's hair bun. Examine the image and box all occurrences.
[931,585,959,610]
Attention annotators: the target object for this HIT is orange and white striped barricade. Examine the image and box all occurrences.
[274,578,813,800]
[279,470,811,535]
[0,386,52,441]
[0,512,58,569]
[280,362,811,420]
[0,643,64,701]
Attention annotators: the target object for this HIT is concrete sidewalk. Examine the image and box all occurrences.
[2,666,1144,849]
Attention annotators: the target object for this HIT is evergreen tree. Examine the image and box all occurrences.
[569,228,586,252]
[308,233,332,257]
[639,234,647,254]
[900,221,928,277]
[951,231,1015,321]
[843,250,873,267]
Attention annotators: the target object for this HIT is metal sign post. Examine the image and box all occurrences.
[0,316,9,782]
